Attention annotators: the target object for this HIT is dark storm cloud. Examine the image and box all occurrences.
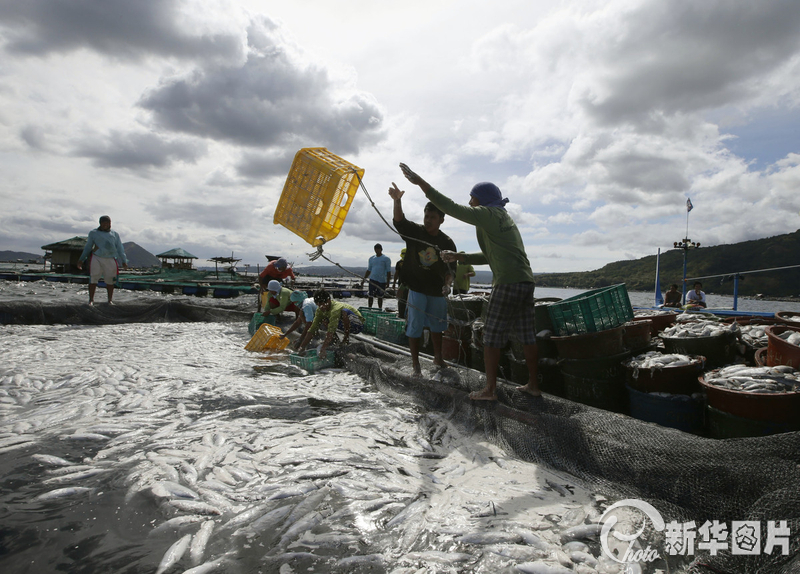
[147,197,251,230]
[0,0,243,61]
[583,0,800,125]
[235,151,294,180]
[73,130,207,169]
[19,125,48,150]
[138,43,384,154]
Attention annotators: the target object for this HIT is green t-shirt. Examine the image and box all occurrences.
[310,301,363,335]
[454,263,475,291]
[268,287,294,315]
[424,187,535,286]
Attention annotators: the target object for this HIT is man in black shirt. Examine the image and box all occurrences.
[389,183,456,376]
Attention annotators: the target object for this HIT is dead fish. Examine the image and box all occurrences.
[188,520,215,566]
[560,523,603,543]
[34,487,94,501]
[545,479,573,497]
[155,533,192,574]
[516,562,573,574]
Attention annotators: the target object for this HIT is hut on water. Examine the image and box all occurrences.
[157,248,198,270]
[41,236,87,273]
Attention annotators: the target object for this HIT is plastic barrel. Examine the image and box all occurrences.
[552,325,626,360]
[627,385,704,433]
[622,320,652,354]
[765,325,800,368]
[699,375,800,424]
[661,331,737,369]
[625,356,705,395]
[706,406,800,438]
[562,372,627,413]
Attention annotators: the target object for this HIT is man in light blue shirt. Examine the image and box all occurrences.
[280,290,319,350]
[77,215,128,305]
[364,243,391,310]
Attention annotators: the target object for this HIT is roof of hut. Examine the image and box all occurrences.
[41,236,88,251]
[156,248,198,259]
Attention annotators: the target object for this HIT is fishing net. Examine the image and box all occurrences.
[343,342,800,574]
[0,300,253,325]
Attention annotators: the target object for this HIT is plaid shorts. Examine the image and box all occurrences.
[483,282,536,348]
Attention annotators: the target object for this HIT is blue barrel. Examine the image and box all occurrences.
[706,406,800,438]
[627,385,704,433]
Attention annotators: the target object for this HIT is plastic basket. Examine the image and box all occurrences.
[362,309,394,335]
[274,148,364,247]
[376,316,408,345]
[547,284,634,336]
[245,323,290,352]
[289,349,335,374]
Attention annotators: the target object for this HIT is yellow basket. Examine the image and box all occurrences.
[273,148,364,246]
[245,323,290,352]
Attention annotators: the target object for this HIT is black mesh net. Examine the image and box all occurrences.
[343,342,800,574]
[0,300,254,325]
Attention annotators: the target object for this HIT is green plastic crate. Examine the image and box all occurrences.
[361,308,394,335]
[289,349,335,374]
[547,284,634,336]
[376,315,408,345]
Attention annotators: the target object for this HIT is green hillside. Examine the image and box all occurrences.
[535,229,800,298]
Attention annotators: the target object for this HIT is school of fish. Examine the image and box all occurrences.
[1,321,651,574]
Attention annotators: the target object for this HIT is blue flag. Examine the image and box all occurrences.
[686,198,693,212]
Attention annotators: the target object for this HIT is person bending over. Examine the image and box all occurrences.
[297,290,364,359]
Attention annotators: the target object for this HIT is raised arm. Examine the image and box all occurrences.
[388,182,405,221]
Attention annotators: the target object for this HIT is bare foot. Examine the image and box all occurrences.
[469,389,497,401]
[516,383,542,397]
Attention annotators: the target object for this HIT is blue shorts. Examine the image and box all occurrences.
[368,280,386,297]
[405,290,447,338]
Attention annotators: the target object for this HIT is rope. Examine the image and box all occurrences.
[299,171,483,370]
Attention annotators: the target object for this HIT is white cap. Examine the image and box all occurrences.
[267,280,281,293]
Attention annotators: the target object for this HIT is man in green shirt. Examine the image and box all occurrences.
[297,290,364,359]
[453,254,475,295]
[398,163,540,401]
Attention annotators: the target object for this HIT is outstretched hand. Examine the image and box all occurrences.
[399,163,423,186]
[388,182,405,200]
[440,250,458,263]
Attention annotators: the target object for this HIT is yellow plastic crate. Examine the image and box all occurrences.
[274,148,364,247]
[245,323,290,352]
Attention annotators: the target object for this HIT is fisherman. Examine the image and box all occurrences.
[364,243,392,310]
[257,257,295,313]
[280,290,318,350]
[76,215,128,306]
[258,258,294,290]
[664,283,682,308]
[453,252,476,295]
[263,280,301,325]
[392,248,409,319]
[685,281,707,308]
[388,183,456,376]
[398,163,539,401]
[297,290,364,359]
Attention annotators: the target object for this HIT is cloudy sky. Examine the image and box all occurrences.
[1,0,799,274]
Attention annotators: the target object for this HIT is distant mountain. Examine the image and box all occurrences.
[535,229,800,298]
[123,242,161,268]
[0,250,43,263]
[292,265,494,285]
